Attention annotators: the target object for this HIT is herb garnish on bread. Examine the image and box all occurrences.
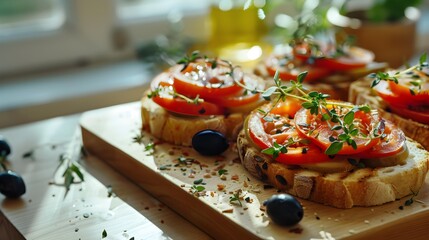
[141,52,265,146]
[254,35,387,100]
[237,71,429,208]
[349,54,429,150]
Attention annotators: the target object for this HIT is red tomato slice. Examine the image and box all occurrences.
[390,104,429,124]
[152,95,224,116]
[373,80,429,124]
[247,110,332,165]
[294,107,379,155]
[387,75,429,105]
[314,57,367,71]
[313,46,373,71]
[172,60,243,99]
[373,80,405,107]
[293,43,374,71]
[269,98,303,118]
[355,120,406,158]
[204,90,261,107]
[265,56,331,82]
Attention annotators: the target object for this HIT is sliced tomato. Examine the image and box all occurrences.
[269,98,303,118]
[204,90,261,107]
[387,76,429,105]
[246,107,332,165]
[373,80,404,107]
[313,46,374,71]
[374,74,429,106]
[173,74,242,98]
[152,95,224,116]
[314,57,367,71]
[172,60,243,98]
[389,104,429,124]
[294,107,379,155]
[265,56,331,82]
[373,78,429,124]
[292,43,373,71]
[355,120,406,158]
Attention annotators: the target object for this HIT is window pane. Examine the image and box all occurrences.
[0,0,66,40]
[115,0,209,21]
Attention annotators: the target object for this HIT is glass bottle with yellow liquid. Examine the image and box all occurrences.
[206,0,271,68]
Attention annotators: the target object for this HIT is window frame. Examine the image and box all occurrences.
[0,0,208,78]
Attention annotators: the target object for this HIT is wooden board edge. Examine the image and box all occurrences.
[80,125,262,240]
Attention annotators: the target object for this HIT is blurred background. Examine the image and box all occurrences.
[0,0,428,128]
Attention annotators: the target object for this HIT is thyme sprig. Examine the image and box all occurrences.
[177,51,204,71]
[235,70,377,155]
[50,153,84,197]
[405,189,419,206]
[176,50,236,75]
[149,52,242,104]
[148,86,203,104]
[229,190,243,207]
[370,53,428,95]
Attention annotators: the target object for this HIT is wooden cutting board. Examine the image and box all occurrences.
[80,102,429,240]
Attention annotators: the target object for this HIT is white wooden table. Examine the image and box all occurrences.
[0,113,211,240]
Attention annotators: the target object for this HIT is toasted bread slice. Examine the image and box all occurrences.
[237,130,429,208]
[349,78,429,150]
[141,93,244,146]
[254,61,387,101]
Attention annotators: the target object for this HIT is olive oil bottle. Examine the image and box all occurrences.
[205,0,270,68]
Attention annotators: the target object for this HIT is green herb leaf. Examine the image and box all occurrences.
[70,163,84,181]
[419,53,427,66]
[262,86,277,100]
[344,111,355,125]
[192,185,205,192]
[102,229,107,238]
[358,105,371,113]
[229,192,242,207]
[325,141,343,155]
[193,179,203,185]
[218,169,228,175]
[297,71,308,83]
[261,147,275,155]
[331,125,342,131]
[301,102,313,109]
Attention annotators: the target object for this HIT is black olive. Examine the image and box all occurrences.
[0,136,11,157]
[0,170,26,198]
[192,130,229,156]
[263,194,303,226]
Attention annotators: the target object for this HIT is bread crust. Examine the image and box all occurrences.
[141,93,244,146]
[349,78,429,150]
[237,130,429,208]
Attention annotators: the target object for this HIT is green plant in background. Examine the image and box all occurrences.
[365,0,422,22]
[269,0,334,44]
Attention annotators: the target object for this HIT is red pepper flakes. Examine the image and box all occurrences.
[222,209,234,213]
[289,228,303,234]
[231,175,239,181]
